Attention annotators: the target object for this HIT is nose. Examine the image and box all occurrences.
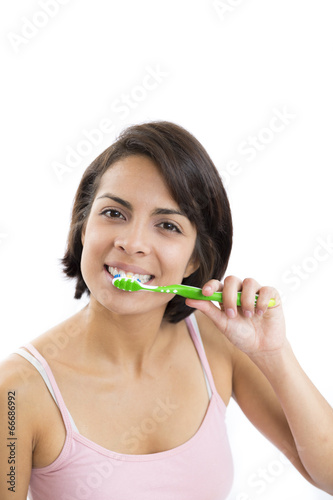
[114,223,151,256]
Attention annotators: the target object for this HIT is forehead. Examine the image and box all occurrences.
[95,155,177,206]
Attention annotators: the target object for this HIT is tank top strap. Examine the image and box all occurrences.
[185,314,219,398]
[21,343,75,435]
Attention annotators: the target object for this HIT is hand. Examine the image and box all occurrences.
[185,276,286,356]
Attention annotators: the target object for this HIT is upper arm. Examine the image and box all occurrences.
[0,355,36,500]
[232,347,316,484]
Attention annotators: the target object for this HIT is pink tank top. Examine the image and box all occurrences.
[17,314,234,499]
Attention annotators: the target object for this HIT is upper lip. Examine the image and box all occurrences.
[105,262,155,277]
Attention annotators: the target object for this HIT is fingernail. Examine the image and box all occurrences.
[204,286,212,295]
[256,309,264,317]
[226,308,236,318]
[243,310,253,318]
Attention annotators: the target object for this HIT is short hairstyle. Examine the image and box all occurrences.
[62,121,233,323]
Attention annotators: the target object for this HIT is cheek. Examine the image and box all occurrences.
[81,226,106,273]
[80,244,94,281]
[161,239,196,276]
[82,219,107,251]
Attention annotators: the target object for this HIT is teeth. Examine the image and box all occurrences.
[108,266,152,284]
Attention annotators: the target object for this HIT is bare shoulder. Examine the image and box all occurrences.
[0,352,41,397]
[193,310,259,373]
[0,308,86,406]
[194,310,235,358]
[194,310,235,405]
[0,353,50,430]
[193,310,275,391]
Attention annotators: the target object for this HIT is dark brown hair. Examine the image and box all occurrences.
[62,121,233,322]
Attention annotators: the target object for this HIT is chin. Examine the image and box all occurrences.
[91,292,169,319]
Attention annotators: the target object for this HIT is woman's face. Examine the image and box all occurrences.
[80,155,198,317]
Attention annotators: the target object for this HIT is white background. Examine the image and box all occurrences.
[1,1,333,498]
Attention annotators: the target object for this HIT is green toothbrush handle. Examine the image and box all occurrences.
[172,285,276,307]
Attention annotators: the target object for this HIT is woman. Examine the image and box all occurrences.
[1,121,332,499]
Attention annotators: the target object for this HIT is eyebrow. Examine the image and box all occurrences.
[96,194,187,218]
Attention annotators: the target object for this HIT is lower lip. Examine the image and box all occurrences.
[103,267,155,287]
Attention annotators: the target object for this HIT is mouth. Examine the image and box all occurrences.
[104,265,154,285]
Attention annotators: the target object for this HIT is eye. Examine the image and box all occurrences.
[100,208,125,220]
[158,221,182,233]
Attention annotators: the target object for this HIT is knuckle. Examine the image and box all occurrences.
[224,275,237,284]
[210,278,220,286]
[243,277,257,287]
[259,285,274,297]
[242,277,251,284]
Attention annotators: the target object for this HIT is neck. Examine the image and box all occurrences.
[77,298,173,374]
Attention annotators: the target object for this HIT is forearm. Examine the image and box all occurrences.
[250,342,333,493]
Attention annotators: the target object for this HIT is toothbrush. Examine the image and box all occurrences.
[112,275,276,307]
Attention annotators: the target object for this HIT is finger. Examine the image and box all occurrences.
[255,286,280,316]
[240,278,261,318]
[221,275,243,318]
[201,279,223,296]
